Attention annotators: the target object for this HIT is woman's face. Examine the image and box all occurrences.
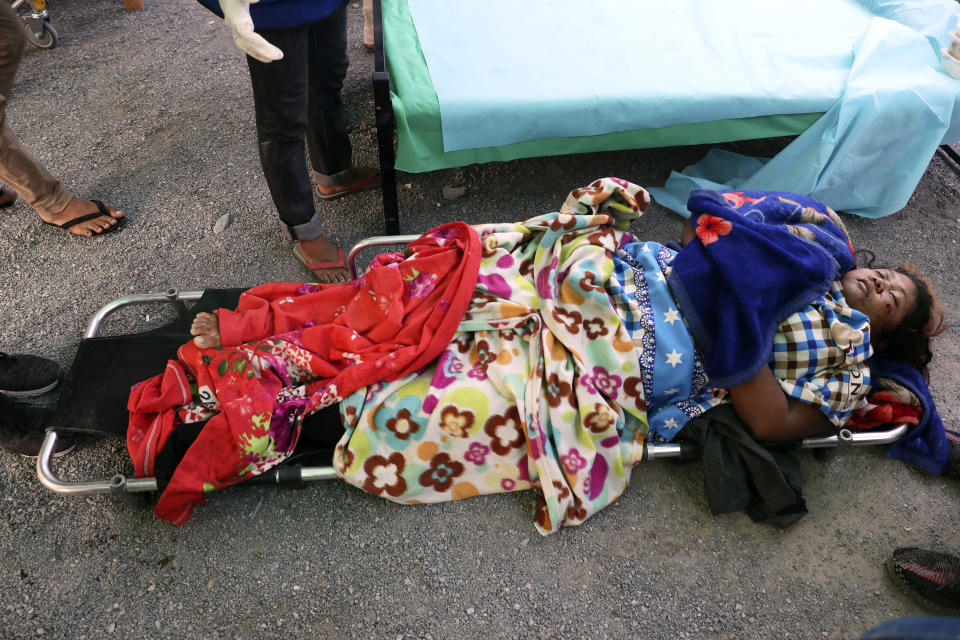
[840,267,918,341]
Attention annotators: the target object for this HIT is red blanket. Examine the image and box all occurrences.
[127,223,481,524]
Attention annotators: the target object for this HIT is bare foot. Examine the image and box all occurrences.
[190,312,221,349]
[42,197,124,237]
[295,236,349,284]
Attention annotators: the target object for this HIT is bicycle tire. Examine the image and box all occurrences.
[24,19,58,50]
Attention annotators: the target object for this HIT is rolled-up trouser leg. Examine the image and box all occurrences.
[0,3,72,217]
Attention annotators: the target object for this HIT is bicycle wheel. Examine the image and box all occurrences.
[23,19,58,50]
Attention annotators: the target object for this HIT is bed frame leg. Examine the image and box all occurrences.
[372,0,400,235]
[940,143,960,168]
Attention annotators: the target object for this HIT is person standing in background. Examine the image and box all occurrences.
[0,3,124,237]
[198,0,380,283]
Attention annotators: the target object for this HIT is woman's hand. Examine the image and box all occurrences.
[728,366,832,441]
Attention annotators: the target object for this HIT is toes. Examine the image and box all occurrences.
[190,313,212,336]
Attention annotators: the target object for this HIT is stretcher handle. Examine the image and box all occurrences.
[346,234,419,279]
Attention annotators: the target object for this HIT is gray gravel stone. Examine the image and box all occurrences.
[0,2,957,640]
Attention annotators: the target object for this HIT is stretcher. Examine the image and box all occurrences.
[35,234,911,502]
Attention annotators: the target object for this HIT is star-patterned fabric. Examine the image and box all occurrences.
[609,237,723,442]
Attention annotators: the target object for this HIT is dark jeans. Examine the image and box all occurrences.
[246,1,352,241]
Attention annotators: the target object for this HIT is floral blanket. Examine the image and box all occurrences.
[333,178,655,535]
[128,222,481,524]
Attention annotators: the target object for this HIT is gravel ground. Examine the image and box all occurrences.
[1,2,958,639]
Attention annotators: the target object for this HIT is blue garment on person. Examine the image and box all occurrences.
[610,238,720,442]
[870,351,948,475]
[667,189,856,389]
[196,0,343,30]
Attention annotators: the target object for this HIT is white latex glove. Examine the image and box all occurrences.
[220,0,284,63]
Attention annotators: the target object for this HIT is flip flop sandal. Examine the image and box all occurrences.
[293,244,350,283]
[43,199,125,236]
[315,167,381,201]
[0,188,17,209]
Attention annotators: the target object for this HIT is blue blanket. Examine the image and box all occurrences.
[667,188,947,474]
[667,189,856,389]
[872,352,948,475]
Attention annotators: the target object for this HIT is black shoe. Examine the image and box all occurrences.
[886,547,960,613]
[0,394,74,458]
[0,352,62,397]
[944,429,960,479]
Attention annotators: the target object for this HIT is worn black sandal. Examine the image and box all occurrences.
[43,199,125,236]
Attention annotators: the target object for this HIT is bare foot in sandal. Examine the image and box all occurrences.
[294,235,350,284]
[42,197,125,237]
[190,312,221,349]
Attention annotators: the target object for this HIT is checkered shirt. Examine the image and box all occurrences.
[770,279,872,427]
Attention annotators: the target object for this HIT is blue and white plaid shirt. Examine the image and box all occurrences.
[770,279,872,427]
[611,238,872,439]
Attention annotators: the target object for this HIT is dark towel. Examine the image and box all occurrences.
[668,189,856,388]
[680,404,808,527]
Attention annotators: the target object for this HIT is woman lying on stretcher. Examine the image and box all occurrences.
[187,195,945,444]
[673,218,944,442]
[130,178,947,528]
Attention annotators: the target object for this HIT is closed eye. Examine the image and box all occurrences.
[880,270,899,307]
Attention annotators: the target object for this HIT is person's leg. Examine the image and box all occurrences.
[247,24,349,283]
[0,350,73,457]
[0,3,123,237]
[305,2,379,199]
[305,3,351,178]
[362,0,374,50]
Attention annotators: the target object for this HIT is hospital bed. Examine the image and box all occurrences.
[371,0,960,233]
[35,235,910,502]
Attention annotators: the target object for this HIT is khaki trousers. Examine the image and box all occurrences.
[0,2,72,216]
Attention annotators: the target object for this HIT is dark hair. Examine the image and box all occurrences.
[856,250,947,378]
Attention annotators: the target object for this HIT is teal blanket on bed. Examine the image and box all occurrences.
[650,3,960,218]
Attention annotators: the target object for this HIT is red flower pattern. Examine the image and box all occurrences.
[578,270,605,294]
[386,408,419,441]
[694,214,732,246]
[543,373,573,408]
[418,452,464,492]
[584,404,617,433]
[583,317,608,340]
[552,307,583,334]
[439,405,475,438]
[623,377,647,412]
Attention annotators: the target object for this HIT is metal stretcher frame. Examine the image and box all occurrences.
[36,234,910,498]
